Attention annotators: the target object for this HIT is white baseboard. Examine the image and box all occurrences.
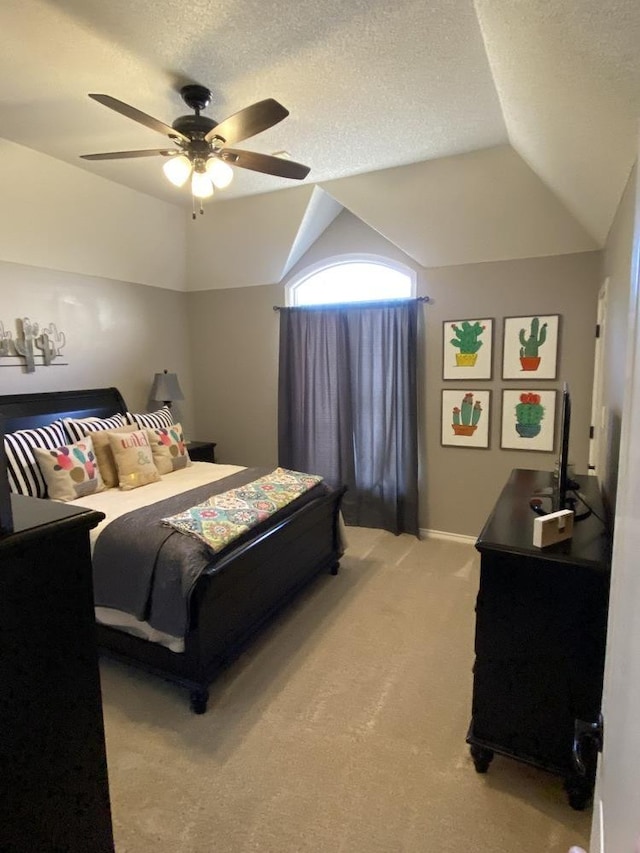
[420,528,477,546]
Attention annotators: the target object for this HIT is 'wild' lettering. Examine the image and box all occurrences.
[120,434,146,448]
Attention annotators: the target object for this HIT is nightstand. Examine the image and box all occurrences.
[187,440,216,463]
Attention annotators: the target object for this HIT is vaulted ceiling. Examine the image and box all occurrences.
[1,0,638,283]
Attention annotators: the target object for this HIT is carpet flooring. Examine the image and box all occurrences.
[100,528,591,852]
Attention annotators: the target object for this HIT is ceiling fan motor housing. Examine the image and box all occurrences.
[171,113,217,138]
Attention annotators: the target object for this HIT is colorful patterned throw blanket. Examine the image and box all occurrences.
[162,467,323,554]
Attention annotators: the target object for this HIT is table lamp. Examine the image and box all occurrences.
[150,369,184,409]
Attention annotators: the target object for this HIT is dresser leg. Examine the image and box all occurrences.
[564,774,592,811]
[189,688,209,714]
[470,744,494,773]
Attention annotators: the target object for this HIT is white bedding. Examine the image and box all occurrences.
[69,461,246,547]
[69,461,246,653]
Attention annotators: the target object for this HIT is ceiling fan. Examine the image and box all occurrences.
[81,84,310,216]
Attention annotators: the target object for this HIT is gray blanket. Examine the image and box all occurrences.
[92,468,326,638]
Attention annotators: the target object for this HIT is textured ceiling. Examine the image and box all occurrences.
[0,0,638,246]
[474,0,640,244]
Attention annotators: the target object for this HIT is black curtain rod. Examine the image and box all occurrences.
[273,296,432,311]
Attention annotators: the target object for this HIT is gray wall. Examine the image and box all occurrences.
[600,165,637,514]
[187,282,282,466]
[0,261,194,433]
[422,252,600,535]
[187,212,602,537]
[0,212,606,538]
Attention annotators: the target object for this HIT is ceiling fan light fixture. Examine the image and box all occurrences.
[206,157,234,189]
[191,170,214,199]
[163,154,192,187]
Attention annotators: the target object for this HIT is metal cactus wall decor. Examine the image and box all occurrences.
[0,318,68,373]
[0,321,11,358]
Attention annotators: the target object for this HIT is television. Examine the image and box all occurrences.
[530,382,591,521]
[555,382,580,511]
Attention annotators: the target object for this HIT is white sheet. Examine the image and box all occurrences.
[69,461,246,652]
[69,461,246,547]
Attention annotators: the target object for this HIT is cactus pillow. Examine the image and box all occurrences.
[146,423,191,475]
[34,436,106,502]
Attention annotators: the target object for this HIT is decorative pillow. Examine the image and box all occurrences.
[34,436,106,502]
[146,422,191,475]
[87,424,139,488]
[63,413,127,443]
[4,421,68,497]
[126,406,173,430]
[107,429,161,490]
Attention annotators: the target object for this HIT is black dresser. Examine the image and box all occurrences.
[467,468,612,809]
[0,494,114,852]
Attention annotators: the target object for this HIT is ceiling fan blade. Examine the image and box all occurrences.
[88,94,190,144]
[221,148,310,180]
[80,148,175,160]
[205,99,289,145]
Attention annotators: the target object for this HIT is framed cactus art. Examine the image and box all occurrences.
[500,389,557,451]
[442,318,493,380]
[441,389,491,448]
[502,314,560,380]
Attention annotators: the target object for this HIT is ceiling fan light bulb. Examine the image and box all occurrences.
[163,155,192,187]
[191,171,214,199]
[206,158,234,189]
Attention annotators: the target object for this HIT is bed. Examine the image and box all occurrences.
[0,387,345,713]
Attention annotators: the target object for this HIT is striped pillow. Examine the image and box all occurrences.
[126,406,174,430]
[63,413,127,443]
[4,421,68,497]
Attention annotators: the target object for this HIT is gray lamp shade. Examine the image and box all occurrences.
[150,370,184,407]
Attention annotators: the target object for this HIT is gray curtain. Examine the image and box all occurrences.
[278,299,419,535]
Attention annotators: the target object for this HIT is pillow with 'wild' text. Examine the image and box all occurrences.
[88,424,139,488]
[107,429,160,490]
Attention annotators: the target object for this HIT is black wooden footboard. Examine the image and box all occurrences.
[0,387,346,715]
[96,485,345,712]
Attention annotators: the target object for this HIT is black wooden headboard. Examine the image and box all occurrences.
[0,388,128,433]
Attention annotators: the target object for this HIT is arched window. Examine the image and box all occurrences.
[287,255,416,306]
